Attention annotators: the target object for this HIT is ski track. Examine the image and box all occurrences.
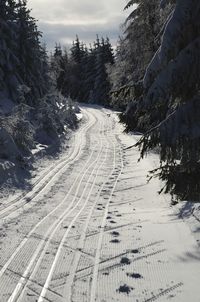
[62,126,117,301]
[0,106,200,302]
[0,110,96,278]
[4,109,104,302]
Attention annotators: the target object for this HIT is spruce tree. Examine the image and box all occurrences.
[136,0,200,201]
[91,37,114,105]
[16,0,49,105]
[0,0,20,102]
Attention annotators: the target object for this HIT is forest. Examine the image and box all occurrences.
[0,0,200,202]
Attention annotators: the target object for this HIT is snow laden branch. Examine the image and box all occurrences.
[144,0,200,90]
[143,37,200,110]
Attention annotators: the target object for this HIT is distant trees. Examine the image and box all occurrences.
[53,35,114,106]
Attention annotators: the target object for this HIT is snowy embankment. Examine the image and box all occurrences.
[115,106,200,248]
[0,96,80,193]
[123,126,200,248]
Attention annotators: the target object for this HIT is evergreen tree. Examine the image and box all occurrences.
[91,37,114,105]
[136,0,200,201]
[68,36,87,101]
[0,0,20,101]
[109,0,173,113]
[16,0,49,105]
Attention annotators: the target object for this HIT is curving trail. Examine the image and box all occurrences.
[0,106,200,302]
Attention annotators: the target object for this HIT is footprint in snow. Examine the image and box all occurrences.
[117,284,133,295]
[127,272,143,279]
[131,249,139,254]
[110,239,120,243]
[110,220,116,224]
[120,257,131,265]
[111,231,120,237]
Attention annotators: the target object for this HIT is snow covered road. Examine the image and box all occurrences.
[0,106,200,302]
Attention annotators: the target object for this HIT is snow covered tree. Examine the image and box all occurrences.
[50,43,67,93]
[16,0,50,105]
[110,0,173,114]
[109,0,163,111]
[81,44,96,102]
[0,0,20,101]
[91,37,114,105]
[136,0,200,201]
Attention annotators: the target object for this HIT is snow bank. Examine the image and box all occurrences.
[76,113,83,121]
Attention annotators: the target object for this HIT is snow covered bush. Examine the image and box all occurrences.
[0,104,35,156]
[35,93,78,145]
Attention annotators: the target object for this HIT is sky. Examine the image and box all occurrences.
[28,0,129,51]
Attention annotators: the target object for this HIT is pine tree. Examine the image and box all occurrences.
[136,0,200,201]
[16,0,49,105]
[68,36,87,101]
[91,37,114,105]
[0,0,20,101]
[110,0,173,117]
[108,0,161,112]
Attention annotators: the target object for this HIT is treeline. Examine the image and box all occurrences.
[0,0,77,184]
[51,36,114,106]
[109,0,200,201]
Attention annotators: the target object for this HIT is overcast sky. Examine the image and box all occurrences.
[28,0,129,51]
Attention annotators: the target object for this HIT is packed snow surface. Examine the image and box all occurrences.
[0,106,199,302]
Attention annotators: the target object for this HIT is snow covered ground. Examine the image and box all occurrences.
[0,105,199,302]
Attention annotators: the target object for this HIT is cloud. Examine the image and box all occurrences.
[28,0,129,50]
